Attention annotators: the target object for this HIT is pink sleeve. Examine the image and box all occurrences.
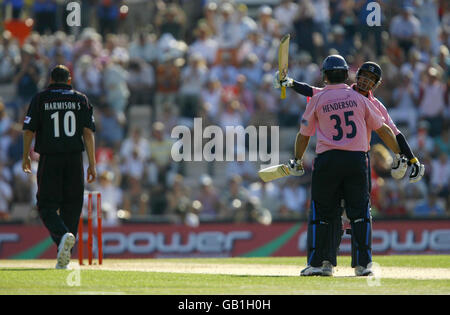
[312,87,323,95]
[306,87,323,103]
[372,98,401,135]
[300,96,317,136]
[363,96,385,131]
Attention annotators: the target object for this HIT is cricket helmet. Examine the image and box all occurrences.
[356,61,382,92]
[322,55,348,83]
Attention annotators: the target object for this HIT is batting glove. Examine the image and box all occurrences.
[391,154,408,179]
[273,71,293,89]
[409,159,425,183]
[288,158,304,176]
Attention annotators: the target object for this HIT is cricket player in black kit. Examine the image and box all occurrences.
[22,65,96,269]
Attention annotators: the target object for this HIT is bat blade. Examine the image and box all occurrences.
[278,34,290,99]
[258,164,290,182]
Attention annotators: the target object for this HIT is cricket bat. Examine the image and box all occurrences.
[278,34,290,99]
[258,164,290,182]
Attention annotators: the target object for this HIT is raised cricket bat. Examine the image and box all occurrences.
[278,34,290,99]
[258,164,290,182]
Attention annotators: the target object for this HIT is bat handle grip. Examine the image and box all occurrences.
[281,86,286,99]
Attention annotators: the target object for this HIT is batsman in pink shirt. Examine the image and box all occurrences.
[279,55,401,277]
[274,61,425,183]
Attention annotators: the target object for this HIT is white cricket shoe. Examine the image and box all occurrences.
[321,260,334,276]
[56,233,75,270]
[300,265,323,276]
[355,265,373,276]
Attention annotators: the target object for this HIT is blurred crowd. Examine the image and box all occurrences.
[0,0,449,225]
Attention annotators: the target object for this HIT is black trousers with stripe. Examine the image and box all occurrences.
[36,152,84,247]
[306,150,372,268]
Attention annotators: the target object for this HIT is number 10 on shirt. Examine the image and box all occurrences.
[51,111,76,137]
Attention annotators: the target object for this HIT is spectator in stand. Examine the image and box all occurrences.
[256,5,280,45]
[226,149,257,187]
[121,147,147,216]
[0,100,12,140]
[418,67,447,137]
[12,149,38,203]
[73,54,103,105]
[154,53,180,121]
[96,170,122,226]
[147,122,175,186]
[33,0,57,34]
[189,22,218,67]
[155,3,186,40]
[0,31,20,84]
[203,1,218,35]
[409,121,435,159]
[3,0,24,19]
[239,52,264,90]
[97,0,121,37]
[328,25,354,60]
[219,175,250,221]
[201,77,222,124]
[339,0,358,43]
[165,174,191,221]
[430,152,450,198]
[120,127,150,163]
[215,2,241,66]
[179,53,208,121]
[293,0,315,58]
[311,0,331,48]
[210,52,239,87]
[274,0,299,36]
[390,70,419,132]
[414,0,440,56]
[13,44,41,115]
[46,32,73,63]
[128,32,158,64]
[236,4,257,44]
[400,48,426,89]
[73,28,103,63]
[0,163,13,221]
[235,74,255,119]
[413,189,445,217]
[127,58,155,105]
[96,106,125,150]
[279,177,307,219]
[103,49,130,115]
[434,126,449,156]
[194,174,221,220]
[248,180,281,218]
[237,30,268,66]
[389,6,421,56]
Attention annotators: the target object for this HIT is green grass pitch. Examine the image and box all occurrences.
[0,255,449,295]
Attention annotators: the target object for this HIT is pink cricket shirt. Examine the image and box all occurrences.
[300,83,385,154]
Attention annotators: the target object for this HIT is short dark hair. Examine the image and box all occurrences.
[324,69,348,84]
[51,65,71,83]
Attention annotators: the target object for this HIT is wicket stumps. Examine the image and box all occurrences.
[78,191,103,265]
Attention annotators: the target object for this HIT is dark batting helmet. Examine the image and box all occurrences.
[322,55,349,84]
[356,61,382,92]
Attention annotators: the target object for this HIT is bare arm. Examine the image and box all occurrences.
[375,123,400,154]
[22,130,35,173]
[83,127,97,183]
[294,132,310,160]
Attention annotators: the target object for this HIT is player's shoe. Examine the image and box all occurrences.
[300,265,323,276]
[56,232,75,270]
[321,260,334,276]
[354,265,373,276]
